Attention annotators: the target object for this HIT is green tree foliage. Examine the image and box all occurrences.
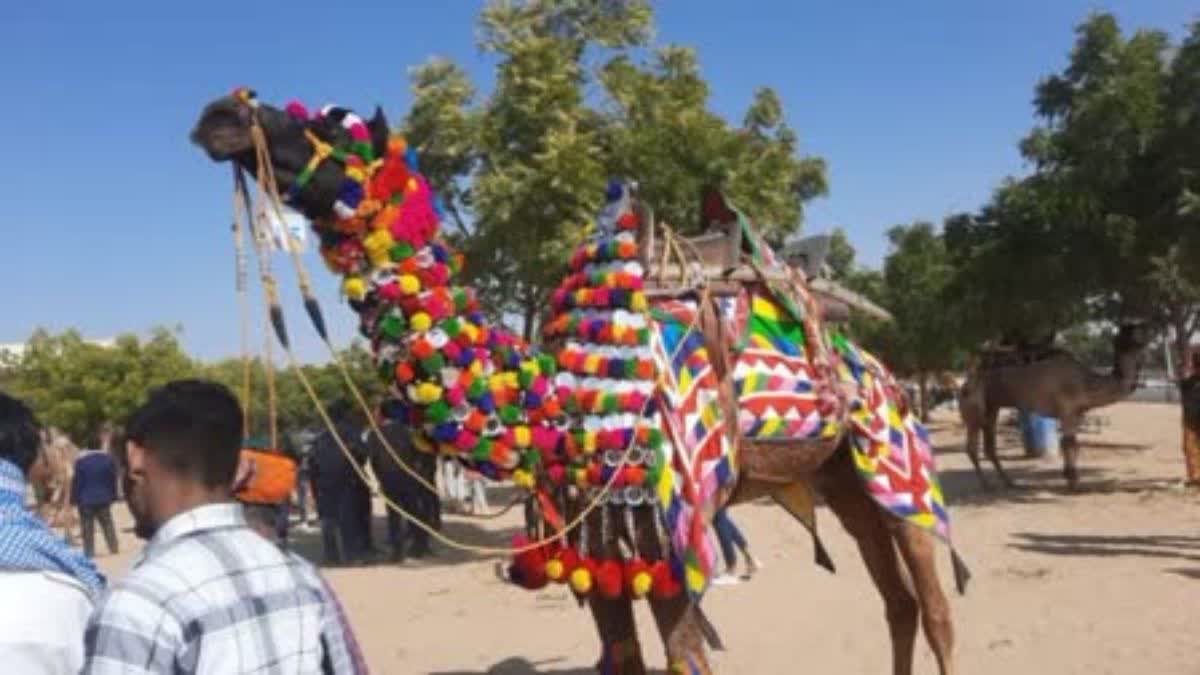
[399,0,827,338]
[0,328,379,444]
[947,14,1200,366]
[2,327,195,442]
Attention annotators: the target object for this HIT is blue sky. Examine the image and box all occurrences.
[1,1,1195,362]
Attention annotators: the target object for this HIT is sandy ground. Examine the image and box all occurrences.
[93,401,1200,674]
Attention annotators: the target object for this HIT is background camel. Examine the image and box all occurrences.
[29,427,79,541]
[958,324,1151,490]
[192,91,963,675]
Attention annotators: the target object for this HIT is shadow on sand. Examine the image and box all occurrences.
[430,657,673,675]
[1009,532,1200,564]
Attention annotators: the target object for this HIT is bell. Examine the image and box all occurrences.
[624,486,644,506]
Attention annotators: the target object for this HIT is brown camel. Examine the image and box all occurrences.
[959,324,1151,490]
[192,92,961,675]
[29,427,79,540]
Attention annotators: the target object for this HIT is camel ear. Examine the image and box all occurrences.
[368,106,390,159]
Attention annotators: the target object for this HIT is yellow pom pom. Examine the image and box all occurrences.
[411,312,432,332]
[503,372,519,389]
[343,277,367,301]
[631,571,653,598]
[416,381,443,404]
[630,291,647,312]
[569,567,593,594]
[412,435,434,453]
[512,469,535,490]
[545,559,565,582]
[513,426,532,448]
[583,354,601,375]
[399,274,421,295]
[407,177,419,193]
[583,430,597,454]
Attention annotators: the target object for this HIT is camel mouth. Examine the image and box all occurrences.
[191,101,253,161]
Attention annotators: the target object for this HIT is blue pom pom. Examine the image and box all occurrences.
[430,244,448,263]
[477,461,498,480]
[433,195,447,218]
[606,359,624,379]
[606,180,623,203]
[524,391,542,409]
[381,399,407,420]
[405,147,420,171]
[433,423,460,442]
[337,180,364,207]
[478,392,496,414]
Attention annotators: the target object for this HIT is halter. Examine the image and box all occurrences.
[230,86,381,214]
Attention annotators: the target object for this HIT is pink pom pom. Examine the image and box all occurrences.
[532,427,559,452]
[530,376,549,397]
[455,430,478,451]
[349,122,370,141]
[285,101,309,121]
[378,283,402,302]
[446,385,466,406]
[547,464,566,485]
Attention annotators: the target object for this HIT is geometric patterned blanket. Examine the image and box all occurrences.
[723,289,841,442]
[649,299,735,599]
[830,333,952,542]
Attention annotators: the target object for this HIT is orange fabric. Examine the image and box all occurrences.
[234,449,298,504]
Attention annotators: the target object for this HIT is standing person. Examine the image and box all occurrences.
[309,402,371,565]
[710,508,763,586]
[70,437,119,558]
[0,392,104,674]
[81,380,365,674]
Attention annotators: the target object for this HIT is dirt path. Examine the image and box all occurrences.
[96,401,1200,674]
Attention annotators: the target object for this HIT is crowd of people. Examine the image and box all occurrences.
[0,378,767,673]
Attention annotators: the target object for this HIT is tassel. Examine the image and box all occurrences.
[951,549,971,595]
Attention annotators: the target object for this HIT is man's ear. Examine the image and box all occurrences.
[125,440,147,477]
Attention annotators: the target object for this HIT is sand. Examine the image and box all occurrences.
[94,401,1200,674]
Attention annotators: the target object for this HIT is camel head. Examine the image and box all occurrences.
[1112,322,1153,388]
[190,89,390,220]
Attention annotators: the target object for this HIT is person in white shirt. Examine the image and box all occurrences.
[0,392,105,674]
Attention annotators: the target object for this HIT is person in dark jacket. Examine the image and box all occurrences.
[365,418,440,562]
[309,403,372,565]
[71,437,119,558]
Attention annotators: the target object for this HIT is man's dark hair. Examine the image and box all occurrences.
[0,391,41,475]
[125,379,243,487]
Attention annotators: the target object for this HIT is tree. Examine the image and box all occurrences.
[864,223,965,420]
[400,0,828,339]
[825,227,857,281]
[3,327,196,442]
[946,14,1200,376]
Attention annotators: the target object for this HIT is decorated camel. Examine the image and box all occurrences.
[959,324,1151,490]
[192,90,967,675]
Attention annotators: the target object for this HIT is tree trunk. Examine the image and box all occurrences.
[521,287,539,344]
[918,372,930,423]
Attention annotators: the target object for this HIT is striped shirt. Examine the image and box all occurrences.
[82,502,366,674]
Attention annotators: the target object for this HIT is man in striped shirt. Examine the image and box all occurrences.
[82,380,367,674]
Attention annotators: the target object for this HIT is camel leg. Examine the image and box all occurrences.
[817,451,920,675]
[1060,417,1081,491]
[587,595,648,675]
[982,410,1015,488]
[963,423,991,491]
[893,521,957,675]
[648,595,712,675]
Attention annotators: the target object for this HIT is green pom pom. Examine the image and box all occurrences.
[522,450,540,469]
[636,328,651,345]
[499,404,522,425]
[452,288,469,311]
[442,317,461,338]
[420,353,446,375]
[623,359,636,378]
[390,242,415,260]
[468,378,487,400]
[602,393,618,414]
[518,368,534,389]
[646,428,663,448]
[379,314,406,339]
[537,354,556,375]
[472,437,493,462]
[563,394,579,414]
[427,400,451,424]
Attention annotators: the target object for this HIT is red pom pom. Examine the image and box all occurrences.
[650,561,682,599]
[596,559,623,599]
[507,535,550,590]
